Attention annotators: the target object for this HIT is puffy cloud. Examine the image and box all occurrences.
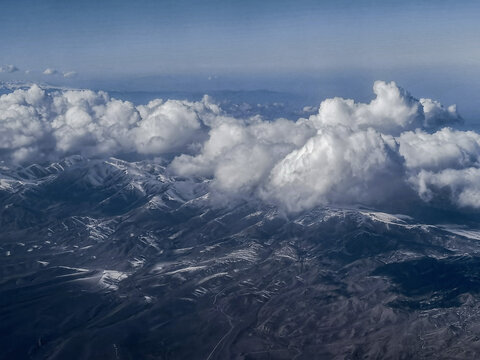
[170,117,316,194]
[399,128,480,209]
[172,81,465,210]
[399,129,480,171]
[134,97,215,155]
[309,81,461,135]
[412,168,480,209]
[0,86,218,164]
[0,64,19,73]
[262,128,405,212]
[1,80,479,213]
[0,85,54,163]
[43,68,58,75]
[420,98,462,128]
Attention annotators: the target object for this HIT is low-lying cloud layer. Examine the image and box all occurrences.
[1,81,479,212]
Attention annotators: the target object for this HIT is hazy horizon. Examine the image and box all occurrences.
[2,0,480,120]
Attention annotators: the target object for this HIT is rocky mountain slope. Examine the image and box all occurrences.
[2,157,480,359]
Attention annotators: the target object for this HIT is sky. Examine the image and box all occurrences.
[1,0,480,118]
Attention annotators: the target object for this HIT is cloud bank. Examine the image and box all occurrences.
[1,81,478,213]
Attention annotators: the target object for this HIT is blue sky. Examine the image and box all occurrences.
[1,0,480,118]
[1,0,479,74]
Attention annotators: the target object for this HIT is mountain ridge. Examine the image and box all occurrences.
[2,157,480,359]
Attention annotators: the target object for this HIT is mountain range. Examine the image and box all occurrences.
[2,157,480,359]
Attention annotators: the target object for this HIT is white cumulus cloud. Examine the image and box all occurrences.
[412,168,480,209]
[171,81,465,210]
[262,127,405,212]
[0,86,218,164]
[0,80,478,213]
[309,81,461,135]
